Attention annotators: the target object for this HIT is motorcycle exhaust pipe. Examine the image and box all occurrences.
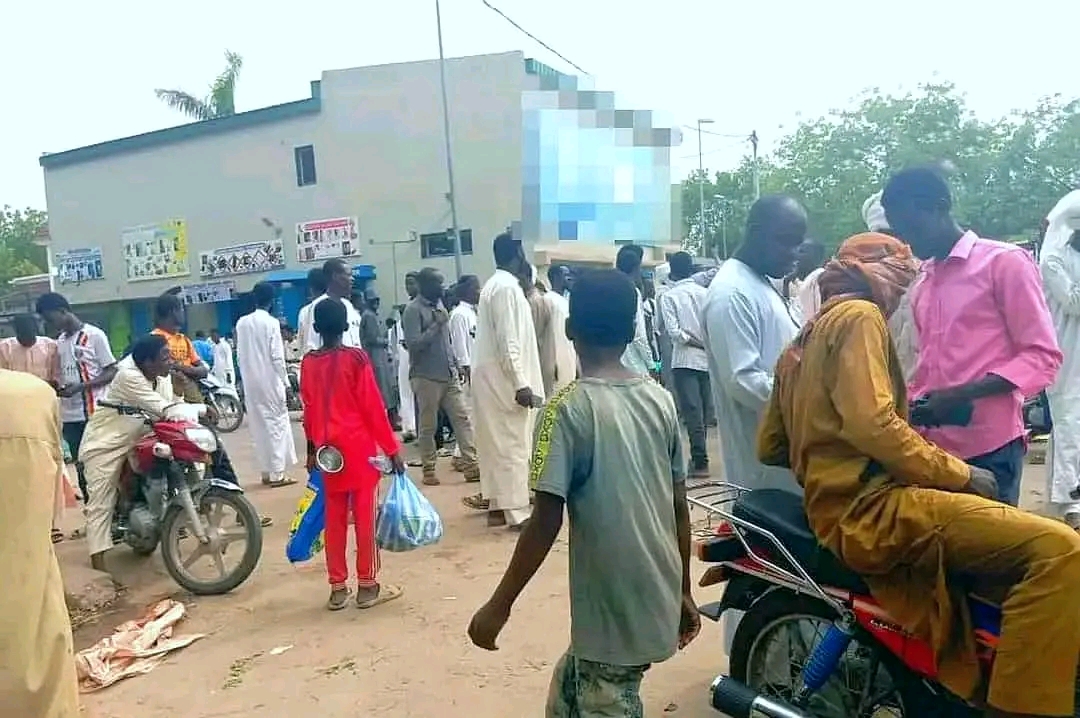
[710,675,809,718]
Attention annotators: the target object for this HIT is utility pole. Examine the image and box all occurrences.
[435,0,463,279]
[750,130,760,200]
[696,118,714,252]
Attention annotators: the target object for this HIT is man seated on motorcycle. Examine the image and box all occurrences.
[757,232,1080,718]
[80,334,270,573]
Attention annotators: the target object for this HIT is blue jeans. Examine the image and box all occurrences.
[968,437,1026,506]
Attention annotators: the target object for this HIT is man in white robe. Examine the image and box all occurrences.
[395,272,420,440]
[616,244,656,376]
[543,264,578,392]
[449,275,480,466]
[303,259,363,353]
[702,195,806,650]
[1040,190,1080,527]
[295,267,327,358]
[472,233,544,529]
[235,282,297,487]
[209,329,235,386]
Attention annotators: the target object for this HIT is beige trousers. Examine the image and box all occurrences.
[411,376,477,473]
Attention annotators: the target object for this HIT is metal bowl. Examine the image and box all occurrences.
[314,445,344,474]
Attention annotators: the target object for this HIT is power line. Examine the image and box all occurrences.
[679,138,749,160]
[480,0,590,76]
[681,124,750,140]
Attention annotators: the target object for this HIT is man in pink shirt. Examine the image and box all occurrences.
[881,167,1063,505]
[0,314,58,385]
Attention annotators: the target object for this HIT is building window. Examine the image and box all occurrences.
[294,145,317,187]
[420,229,473,259]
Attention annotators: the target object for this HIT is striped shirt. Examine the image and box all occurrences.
[57,324,116,423]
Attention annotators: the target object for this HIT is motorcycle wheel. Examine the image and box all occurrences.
[730,591,955,717]
[213,394,244,433]
[159,487,263,595]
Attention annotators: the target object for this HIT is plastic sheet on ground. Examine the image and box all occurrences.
[75,598,205,692]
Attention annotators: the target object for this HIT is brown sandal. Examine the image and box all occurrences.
[462,493,489,511]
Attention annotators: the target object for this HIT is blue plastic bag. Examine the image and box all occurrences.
[375,471,443,552]
[286,469,326,562]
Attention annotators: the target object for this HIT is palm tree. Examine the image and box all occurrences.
[155,51,243,121]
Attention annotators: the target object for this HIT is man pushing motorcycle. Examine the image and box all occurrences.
[80,334,266,576]
[756,223,1080,716]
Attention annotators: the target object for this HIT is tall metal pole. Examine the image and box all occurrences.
[696,118,713,253]
[435,0,463,280]
[750,130,760,200]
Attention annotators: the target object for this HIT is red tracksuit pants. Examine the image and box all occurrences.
[324,485,379,588]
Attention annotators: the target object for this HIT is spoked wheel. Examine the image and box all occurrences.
[731,592,921,718]
[160,488,262,595]
[212,395,243,433]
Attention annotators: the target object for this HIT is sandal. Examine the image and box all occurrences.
[327,586,352,611]
[462,493,489,511]
[51,528,64,544]
[266,477,297,488]
[357,583,403,609]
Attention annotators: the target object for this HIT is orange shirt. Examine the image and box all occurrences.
[151,328,199,366]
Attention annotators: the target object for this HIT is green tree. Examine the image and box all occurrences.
[0,206,48,286]
[683,84,1080,254]
[155,50,243,120]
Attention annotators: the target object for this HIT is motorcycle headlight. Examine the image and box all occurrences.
[184,427,218,453]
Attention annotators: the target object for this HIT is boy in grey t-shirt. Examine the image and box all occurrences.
[468,269,700,717]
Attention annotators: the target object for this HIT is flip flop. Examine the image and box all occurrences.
[357,583,403,609]
[462,494,489,511]
[266,477,297,488]
[51,529,64,544]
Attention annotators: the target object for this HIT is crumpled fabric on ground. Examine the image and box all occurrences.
[75,598,205,692]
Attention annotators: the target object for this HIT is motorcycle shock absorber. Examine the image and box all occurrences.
[792,611,857,706]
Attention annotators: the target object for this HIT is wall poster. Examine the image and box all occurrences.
[295,217,359,263]
[178,280,236,306]
[55,247,104,284]
[122,219,189,282]
[200,240,285,278]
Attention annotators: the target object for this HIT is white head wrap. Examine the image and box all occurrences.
[1041,190,1080,267]
[862,191,890,232]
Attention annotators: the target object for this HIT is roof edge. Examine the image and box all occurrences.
[39,80,322,171]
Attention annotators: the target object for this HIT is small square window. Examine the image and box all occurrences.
[294,145,317,187]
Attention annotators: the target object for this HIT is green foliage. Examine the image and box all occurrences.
[155,50,243,121]
[682,84,1080,256]
[0,206,48,287]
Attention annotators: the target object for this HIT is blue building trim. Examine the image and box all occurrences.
[39,81,322,170]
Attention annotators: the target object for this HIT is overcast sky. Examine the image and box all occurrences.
[3,0,1077,211]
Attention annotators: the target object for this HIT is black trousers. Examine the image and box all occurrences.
[63,421,89,500]
[671,368,711,468]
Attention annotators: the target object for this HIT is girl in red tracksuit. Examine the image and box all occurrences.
[301,297,405,610]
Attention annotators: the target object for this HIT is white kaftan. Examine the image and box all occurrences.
[543,291,577,391]
[1041,190,1080,518]
[391,319,415,434]
[235,308,297,479]
[621,288,654,375]
[473,269,544,526]
[303,295,362,352]
[210,338,235,386]
[703,258,801,650]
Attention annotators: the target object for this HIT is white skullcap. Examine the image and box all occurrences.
[862,191,890,232]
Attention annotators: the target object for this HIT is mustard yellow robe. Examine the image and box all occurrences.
[0,370,80,718]
[758,299,1080,716]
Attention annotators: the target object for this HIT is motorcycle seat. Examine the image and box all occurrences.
[732,489,869,594]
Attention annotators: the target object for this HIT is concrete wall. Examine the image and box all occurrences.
[41,52,528,308]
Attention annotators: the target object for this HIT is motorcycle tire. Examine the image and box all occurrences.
[159,487,263,596]
[729,590,957,717]
[213,394,244,433]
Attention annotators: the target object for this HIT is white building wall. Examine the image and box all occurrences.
[41,51,528,307]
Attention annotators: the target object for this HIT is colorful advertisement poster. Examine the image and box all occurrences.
[55,247,104,284]
[122,219,189,282]
[200,240,285,278]
[178,280,236,306]
[295,217,359,263]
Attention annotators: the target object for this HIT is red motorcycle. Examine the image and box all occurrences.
[101,400,263,595]
[691,482,1080,718]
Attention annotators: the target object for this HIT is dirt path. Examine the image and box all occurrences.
[69,423,729,718]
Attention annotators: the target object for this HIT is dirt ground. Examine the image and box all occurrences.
[62,423,1050,718]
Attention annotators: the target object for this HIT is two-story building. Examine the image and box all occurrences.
[39,51,680,350]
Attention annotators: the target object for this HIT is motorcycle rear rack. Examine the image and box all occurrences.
[686,481,845,614]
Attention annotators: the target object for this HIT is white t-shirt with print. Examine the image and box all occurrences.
[57,323,117,424]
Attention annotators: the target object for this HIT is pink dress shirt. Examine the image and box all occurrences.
[909,232,1062,459]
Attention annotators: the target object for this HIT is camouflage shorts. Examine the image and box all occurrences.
[545,651,650,718]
